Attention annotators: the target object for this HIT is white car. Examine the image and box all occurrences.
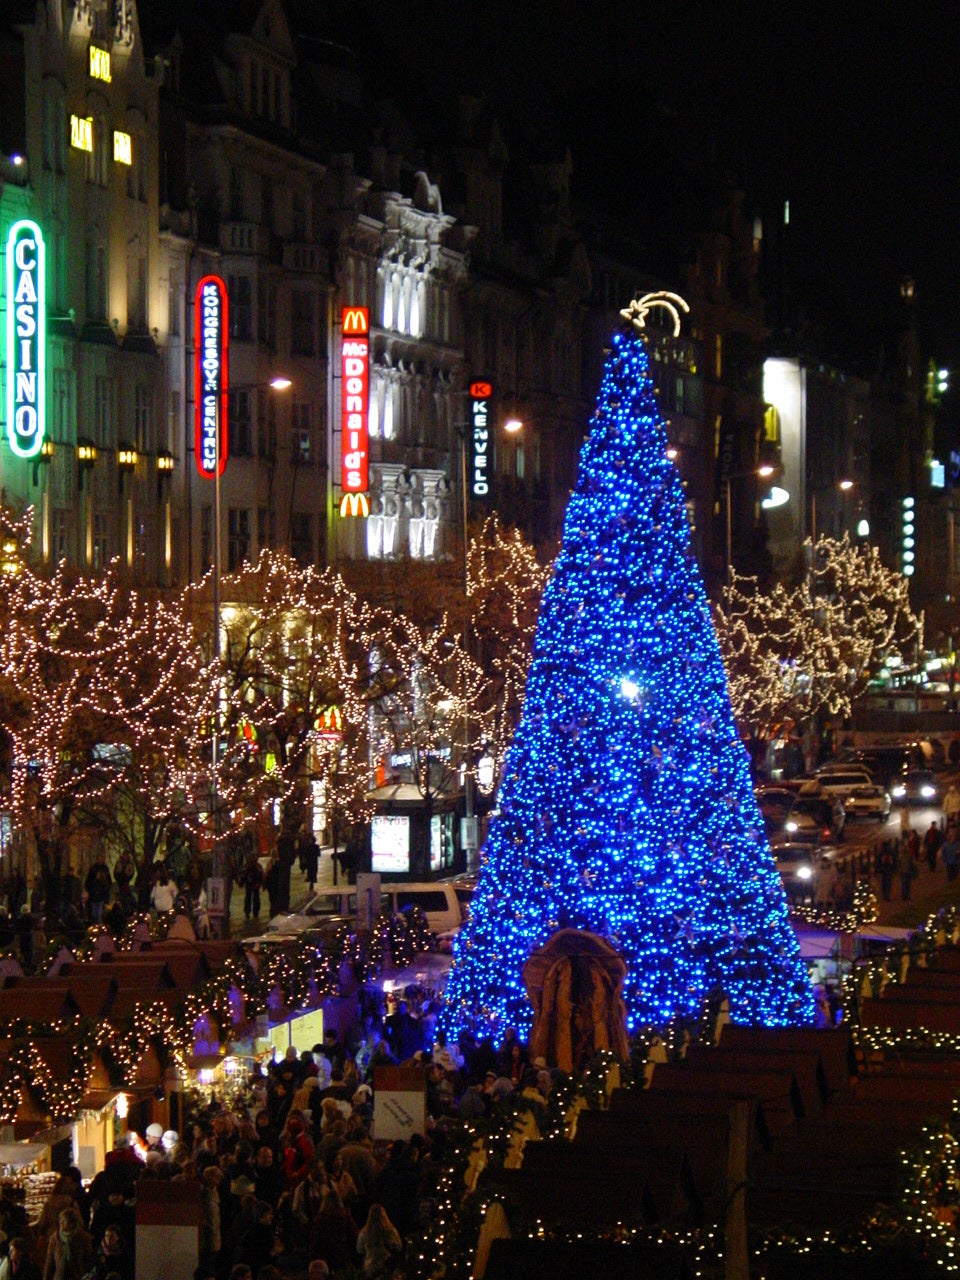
[843,783,892,823]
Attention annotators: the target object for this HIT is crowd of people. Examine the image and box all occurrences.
[866,790,960,903]
[0,1018,557,1280]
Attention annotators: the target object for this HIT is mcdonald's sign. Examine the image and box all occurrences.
[342,307,369,336]
[339,492,370,518]
[340,305,369,515]
[316,705,343,740]
[194,275,229,479]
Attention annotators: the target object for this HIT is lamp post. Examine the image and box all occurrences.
[209,375,291,861]
[458,412,523,844]
[810,477,853,547]
[724,464,775,594]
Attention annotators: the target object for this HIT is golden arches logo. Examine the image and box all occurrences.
[339,492,370,518]
[342,306,369,336]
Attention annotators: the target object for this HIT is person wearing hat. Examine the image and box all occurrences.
[144,1124,164,1152]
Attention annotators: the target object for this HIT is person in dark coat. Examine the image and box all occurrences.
[372,1142,419,1238]
[298,834,320,893]
[239,855,264,921]
[0,1238,40,1280]
[307,1188,356,1275]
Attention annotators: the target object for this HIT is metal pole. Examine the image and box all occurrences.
[211,396,221,872]
[725,476,732,599]
[460,430,474,824]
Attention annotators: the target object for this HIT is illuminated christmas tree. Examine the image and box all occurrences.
[443,300,815,1040]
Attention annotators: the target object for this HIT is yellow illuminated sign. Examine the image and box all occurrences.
[70,115,93,153]
[89,46,111,82]
[113,131,132,165]
[339,492,370,518]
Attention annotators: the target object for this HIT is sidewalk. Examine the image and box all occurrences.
[871,853,960,930]
[227,844,342,937]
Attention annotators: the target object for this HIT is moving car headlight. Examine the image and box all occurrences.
[922,785,936,799]
[797,865,813,880]
[892,784,906,798]
[785,820,798,833]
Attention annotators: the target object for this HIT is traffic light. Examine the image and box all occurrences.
[901,495,915,577]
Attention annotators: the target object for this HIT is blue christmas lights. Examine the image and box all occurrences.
[442,328,815,1042]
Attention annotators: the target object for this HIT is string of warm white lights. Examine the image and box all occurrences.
[715,538,921,735]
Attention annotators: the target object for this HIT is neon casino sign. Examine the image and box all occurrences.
[5,220,46,459]
[193,275,229,479]
[339,306,369,517]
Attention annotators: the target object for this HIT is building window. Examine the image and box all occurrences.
[292,402,311,463]
[134,385,152,450]
[228,507,250,570]
[127,255,147,330]
[290,512,311,565]
[381,270,393,330]
[42,84,65,171]
[134,518,147,576]
[291,289,315,355]
[258,506,276,552]
[93,114,109,186]
[52,509,68,563]
[86,244,107,319]
[93,375,111,446]
[92,512,108,570]
[383,383,396,440]
[258,278,276,348]
[228,276,252,340]
[170,389,181,448]
[168,271,181,337]
[53,369,73,438]
[258,394,277,459]
[230,167,244,220]
[201,505,212,570]
[229,389,253,456]
[292,191,306,240]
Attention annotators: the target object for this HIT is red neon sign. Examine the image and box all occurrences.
[341,306,369,513]
[194,275,229,479]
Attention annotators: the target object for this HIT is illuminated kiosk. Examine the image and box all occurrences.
[363,778,463,881]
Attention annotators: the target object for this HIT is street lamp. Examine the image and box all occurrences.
[458,411,524,846]
[810,478,854,546]
[724,464,776,594]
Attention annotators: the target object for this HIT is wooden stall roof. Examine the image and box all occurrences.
[3,972,119,1020]
[0,988,80,1022]
[717,1024,856,1095]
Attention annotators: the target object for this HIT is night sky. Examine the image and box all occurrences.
[323,0,960,372]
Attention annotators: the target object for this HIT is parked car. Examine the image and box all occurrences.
[814,768,875,797]
[262,886,385,938]
[755,786,800,837]
[785,789,846,841]
[890,769,943,806]
[843,783,892,823]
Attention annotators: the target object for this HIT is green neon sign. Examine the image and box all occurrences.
[5,219,46,459]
